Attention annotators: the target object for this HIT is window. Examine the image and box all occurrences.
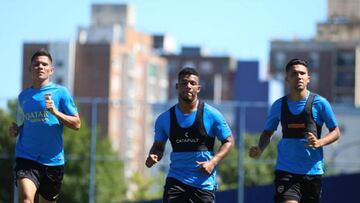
[55,77,63,85]
[274,52,286,70]
[309,52,320,69]
[168,60,178,74]
[199,61,213,74]
[55,60,64,68]
[148,64,157,77]
[336,72,354,87]
[337,51,355,67]
[182,60,195,69]
[308,72,319,90]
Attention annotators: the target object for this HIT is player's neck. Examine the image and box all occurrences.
[32,79,50,89]
[178,99,199,114]
[288,89,308,101]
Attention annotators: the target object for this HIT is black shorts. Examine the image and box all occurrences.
[14,158,64,201]
[163,177,215,203]
[274,170,322,203]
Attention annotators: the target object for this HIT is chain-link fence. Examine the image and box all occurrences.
[1,97,359,203]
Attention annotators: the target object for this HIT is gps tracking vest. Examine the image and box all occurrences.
[281,92,322,139]
[169,101,215,152]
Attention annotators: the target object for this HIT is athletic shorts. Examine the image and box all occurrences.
[14,158,64,201]
[274,170,322,203]
[163,177,215,203]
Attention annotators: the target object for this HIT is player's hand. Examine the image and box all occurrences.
[305,132,322,148]
[44,94,57,114]
[145,154,159,168]
[249,146,262,159]
[196,160,215,175]
[9,122,20,137]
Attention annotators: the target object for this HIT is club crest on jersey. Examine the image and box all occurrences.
[277,185,284,193]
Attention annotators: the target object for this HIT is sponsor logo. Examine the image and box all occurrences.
[288,123,306,129]
[176,138,199,144]
[52,194,59,200]
[176,131,199,143]
[277,185,284,193]
[17,171,25,177]
[24,110,49,122]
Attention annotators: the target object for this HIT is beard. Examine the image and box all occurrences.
[180,92,196,104]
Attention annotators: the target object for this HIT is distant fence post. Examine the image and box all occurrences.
[89,99,98,203]
[237,105,246,203]
[13,100,21,203]
[13,164,18,203]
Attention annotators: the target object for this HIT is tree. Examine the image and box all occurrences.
[217,133,277,190]
[0,101,17,202]
[59,122,127,203]
[217,143,239,190]
[129,171,164,201]
[244,134,277,186]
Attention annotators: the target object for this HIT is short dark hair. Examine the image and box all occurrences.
[31,48,53,63]
[178,67,200,80]
[285,58,308,72]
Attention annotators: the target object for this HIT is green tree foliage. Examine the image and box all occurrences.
[94,136,127,202]
[130,171,164,201]
[217,143,239,190]
[60,122,127,203]
[59,124,91,202]
[0,101,17,202]
[244,134,277,186]
[217,134,277,190]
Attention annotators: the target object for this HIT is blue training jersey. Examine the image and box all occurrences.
[264,91,337,175]
[16,83,78,166]
[155,103,232,190]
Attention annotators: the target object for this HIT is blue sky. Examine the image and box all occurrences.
[0,0,326,100]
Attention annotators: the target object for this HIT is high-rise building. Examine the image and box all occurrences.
[76,4,168,176]
[269,0,360,106]
[328,0,360,21]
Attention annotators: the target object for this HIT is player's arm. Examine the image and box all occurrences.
[53,111,81,130]
[197,135,234,175]
[197,107,235,175]
[211,135,234,166]
[320,127,340,146]
[249,130,274,159]
[145,141,166,168]
[209,107,235,167]
[45,95,81,130]
[9,122,23,137]
[306,98,341,148]
[249,99,280,159]
[9,99,24,137]
[306,127,340,148]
